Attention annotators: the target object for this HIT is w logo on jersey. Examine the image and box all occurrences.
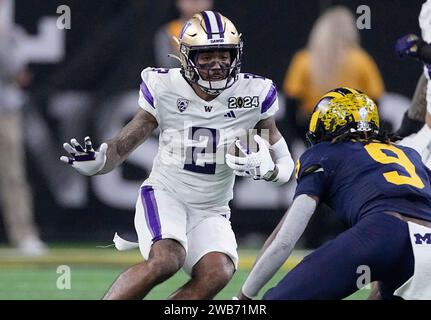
[177,98,190,112]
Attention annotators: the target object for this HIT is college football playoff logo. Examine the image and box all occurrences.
[177,98,189,112]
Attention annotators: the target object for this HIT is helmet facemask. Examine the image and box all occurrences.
[180,43,242,95]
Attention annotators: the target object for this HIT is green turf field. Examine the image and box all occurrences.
[0,246,369,300]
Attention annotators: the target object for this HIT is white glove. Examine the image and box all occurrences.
[60,136,108,176]
[226,135,276,180]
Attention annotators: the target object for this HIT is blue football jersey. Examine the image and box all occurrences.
[295,141,431,226]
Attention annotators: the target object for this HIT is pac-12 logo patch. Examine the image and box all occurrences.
[177,98,190,112]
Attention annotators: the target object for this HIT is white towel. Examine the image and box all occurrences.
[113,232,139,251]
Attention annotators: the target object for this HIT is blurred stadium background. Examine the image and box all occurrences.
[0,0,424,299]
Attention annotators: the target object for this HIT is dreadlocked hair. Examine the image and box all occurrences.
[330,130,399,145]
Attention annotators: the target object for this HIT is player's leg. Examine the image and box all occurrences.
[169,251,235,299]
[103,185,188,300]
[103,239,185,300]
[169,214,238,299]
[263,212,413,300]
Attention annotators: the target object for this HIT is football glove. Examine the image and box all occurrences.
[226,135,276,181]
[395,33,431,80]
[395,33,424,59]
[60,136,107,176]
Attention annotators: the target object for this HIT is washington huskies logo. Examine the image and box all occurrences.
[177,98,190,112]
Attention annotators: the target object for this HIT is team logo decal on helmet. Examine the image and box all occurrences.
[178,11,243,95]
[306,87,380,145]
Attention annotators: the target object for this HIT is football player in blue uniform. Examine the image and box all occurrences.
[238,87,431,300]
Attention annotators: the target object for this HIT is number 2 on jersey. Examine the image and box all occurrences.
[364,143,424,189]
[183,127,219,174]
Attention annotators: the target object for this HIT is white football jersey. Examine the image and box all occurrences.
[138,67,279,211]
[420,0,431,43]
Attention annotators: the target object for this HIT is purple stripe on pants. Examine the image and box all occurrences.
[141,186,162,242]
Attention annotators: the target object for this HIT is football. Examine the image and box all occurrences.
[227,130,270,158]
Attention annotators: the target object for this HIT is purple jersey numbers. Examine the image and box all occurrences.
[184,127,219,174]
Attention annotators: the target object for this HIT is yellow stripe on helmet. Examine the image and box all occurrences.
[309,108,320,133]
[309,92,343,132]
[342,87,361,95]
[321,92,344,99]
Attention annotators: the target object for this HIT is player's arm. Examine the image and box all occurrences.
[226,116,294,185]
[61,108,158,176]
[238,194,318,299]
[256,116,295,184]
[98,108,158,174]
[396,74,427,137]
[397,112,431,166]
[237,204,290,300]
[394,33,431,165]
[395,32,431,138]
[396,67,431,162]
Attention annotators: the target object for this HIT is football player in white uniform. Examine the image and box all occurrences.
[60,11,294,300]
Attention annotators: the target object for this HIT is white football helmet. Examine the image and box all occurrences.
[178,11,243,95]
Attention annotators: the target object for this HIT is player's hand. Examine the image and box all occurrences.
[395,33,424,59]
[60,136,108,176]
[395,34,431,79]
[225,138,253,177]
[226,135,276,181]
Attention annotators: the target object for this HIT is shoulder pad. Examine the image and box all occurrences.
[141,67,170,83]
[296,161,323,179]
[238,73,274,94]
[296,144,329,179]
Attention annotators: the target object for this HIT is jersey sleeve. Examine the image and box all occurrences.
[259,80,279,120]
[294,145,329,199]
[138,67,160,123]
